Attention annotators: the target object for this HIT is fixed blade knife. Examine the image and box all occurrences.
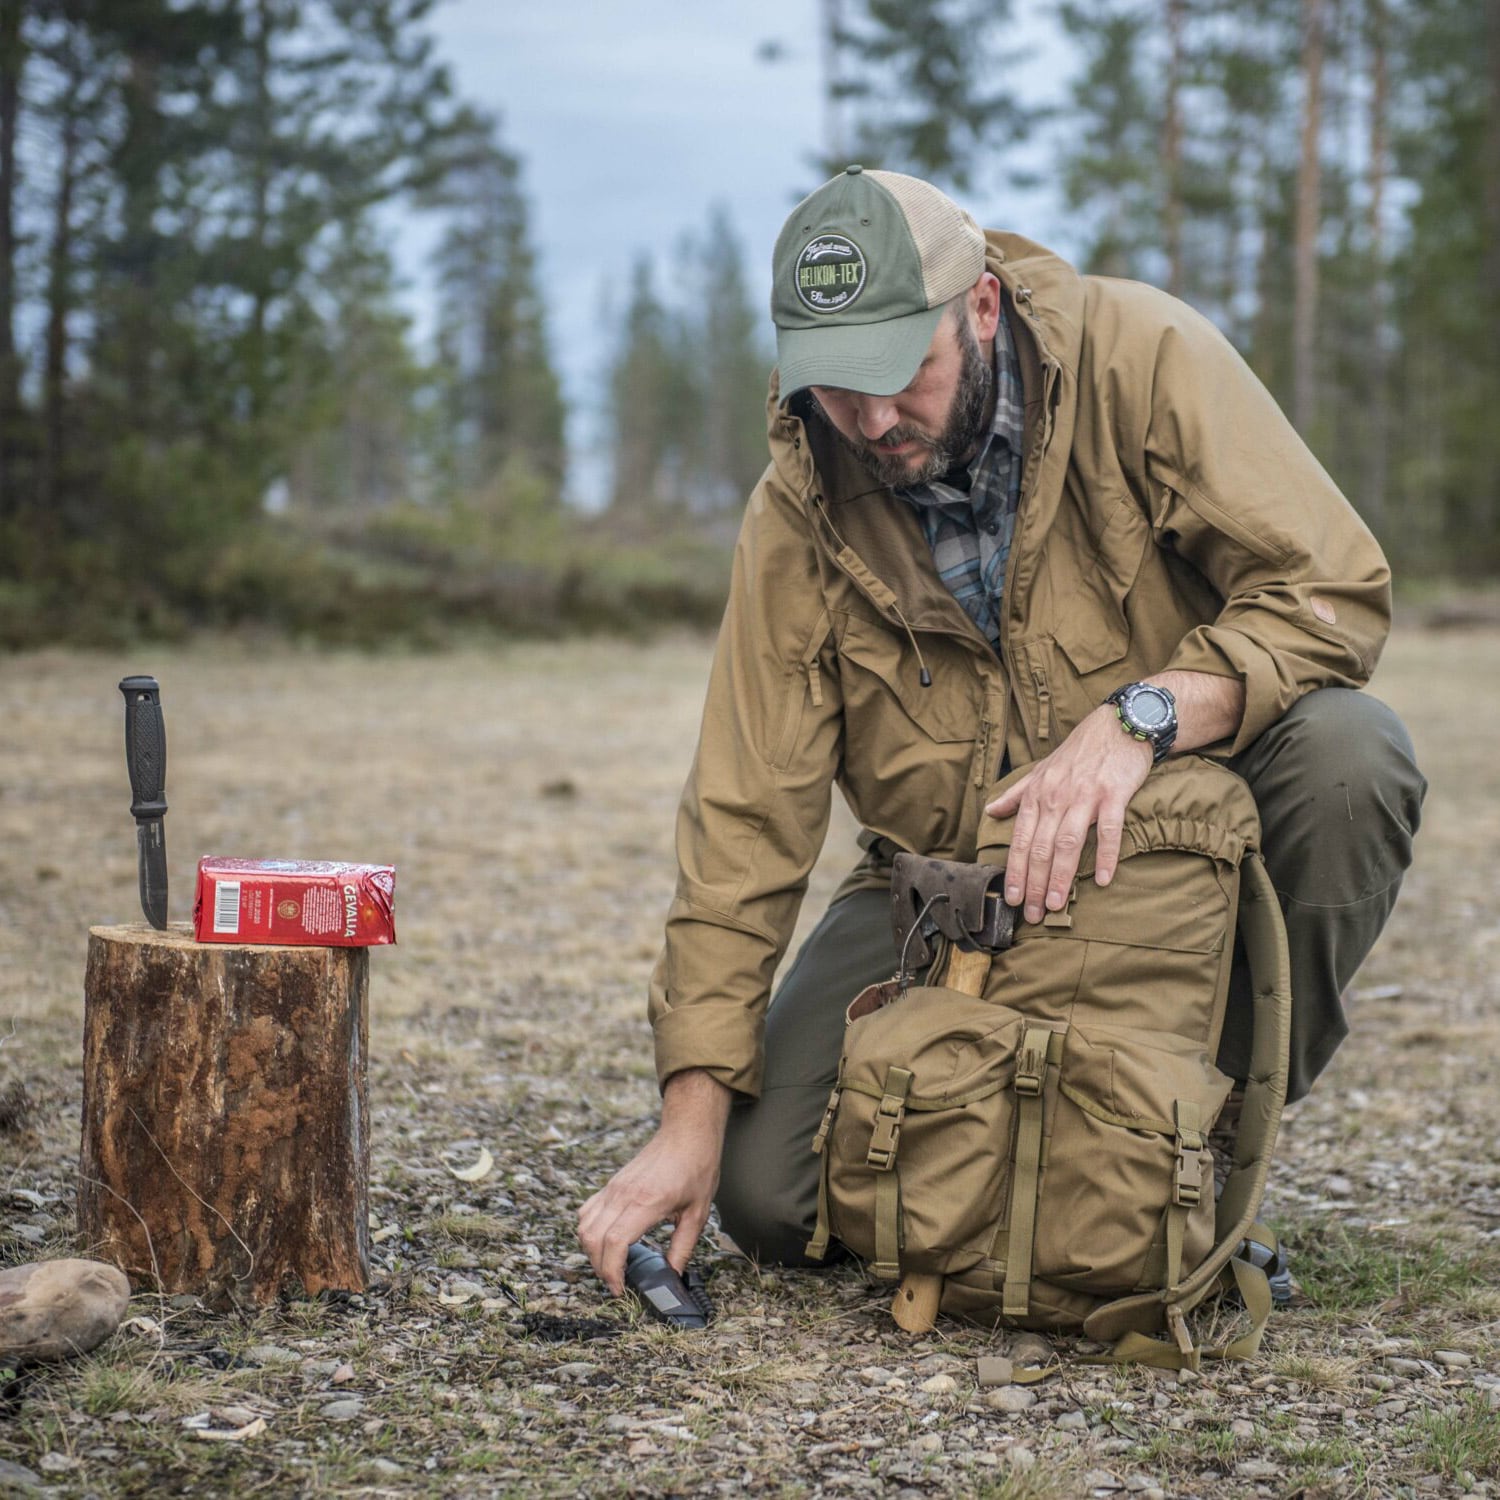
[119,675,168,930]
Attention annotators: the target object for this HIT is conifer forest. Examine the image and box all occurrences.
[0,0,1496,646]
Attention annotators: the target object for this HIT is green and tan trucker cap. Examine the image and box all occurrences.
[772,165,985,400]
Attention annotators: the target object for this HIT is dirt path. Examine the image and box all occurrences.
[0,630,1495,1498]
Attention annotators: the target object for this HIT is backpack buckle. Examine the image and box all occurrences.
[1014,1030,1050,1097]
[811,1088,841,1156]
[866,1067,912,1170]
[1173,1101,1205,1206]
[1174,1146,1203,1207]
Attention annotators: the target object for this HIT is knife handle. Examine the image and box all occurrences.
[119,675,168,819]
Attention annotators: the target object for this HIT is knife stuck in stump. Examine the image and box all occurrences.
[119,675,168,931]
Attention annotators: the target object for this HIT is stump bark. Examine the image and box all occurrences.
[78,924,369,1305]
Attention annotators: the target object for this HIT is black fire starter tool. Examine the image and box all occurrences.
[119,675,168,930]
[623,1241,714,1329]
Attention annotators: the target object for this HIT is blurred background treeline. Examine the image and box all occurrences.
[0,0,1496,647]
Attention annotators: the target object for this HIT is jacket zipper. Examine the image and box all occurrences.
[995,349,1062,755]
[807,659,824,707]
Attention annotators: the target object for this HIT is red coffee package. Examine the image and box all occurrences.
[193,858,396,947]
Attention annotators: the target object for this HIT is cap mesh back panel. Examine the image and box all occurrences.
[869,170,985,308]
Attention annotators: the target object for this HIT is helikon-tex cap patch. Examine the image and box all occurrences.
[771,166,986,399]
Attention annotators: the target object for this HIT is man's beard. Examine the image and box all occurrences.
[811,315,994,489]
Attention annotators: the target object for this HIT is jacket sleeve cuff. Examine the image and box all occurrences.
[1163,624,1296,757]
[651,1001,764,1100]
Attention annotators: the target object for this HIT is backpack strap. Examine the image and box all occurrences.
[805,1075,845,1262]
[1002,1024,1057,1318]
[869,1066,913,1279]
[1082,852,1291,1364]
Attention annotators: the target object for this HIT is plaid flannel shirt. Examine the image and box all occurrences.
[896,304,1026,656]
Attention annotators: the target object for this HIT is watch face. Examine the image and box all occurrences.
[1131,688,1172,729]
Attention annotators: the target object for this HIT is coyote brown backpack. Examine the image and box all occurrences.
[806,756,1291,1369]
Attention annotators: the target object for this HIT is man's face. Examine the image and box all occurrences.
[809,304,994,488]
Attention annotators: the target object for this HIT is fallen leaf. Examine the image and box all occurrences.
[447,1148,494,1182]
[188,1417,267,1442]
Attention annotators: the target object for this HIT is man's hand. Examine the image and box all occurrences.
[987,705,1152,922]
[986,670,1246,923]
[577,1069,731,1296]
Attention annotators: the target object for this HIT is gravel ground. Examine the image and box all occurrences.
[0,627,1495,1498]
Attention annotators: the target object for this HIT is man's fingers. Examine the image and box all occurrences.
[985,771,1032,819]
[1045,803,1093,911]
[599,1216,646,1298]
[666,1202,709,1276]
[1022,810,1060,925]
[1004,794,1040,907]
[1094,804,1127,887]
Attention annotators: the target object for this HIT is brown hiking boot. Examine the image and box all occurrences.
[1209,1088,1245,1200]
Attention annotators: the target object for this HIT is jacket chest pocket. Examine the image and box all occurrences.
[837,613,979,744]
[1051,492,1151,678]
[1016,496,1151,744]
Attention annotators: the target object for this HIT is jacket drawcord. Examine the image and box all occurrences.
[812,495,934,689]
[890,600,933,688]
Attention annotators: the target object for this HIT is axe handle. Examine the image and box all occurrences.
[892,941,993,1333]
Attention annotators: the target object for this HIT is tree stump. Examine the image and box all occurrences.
[78,924,369,1306]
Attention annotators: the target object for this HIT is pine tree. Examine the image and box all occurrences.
[606,256,688,517]
[829,0,1038,191]
[676,205,772,514]
[286,218,427,511]
[1390,0,1500,569]
[1056,0,1163,281]
[427,111,566,497]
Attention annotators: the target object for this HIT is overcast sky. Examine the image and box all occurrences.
[397,0,1074,503]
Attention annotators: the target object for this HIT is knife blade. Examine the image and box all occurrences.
[119,675,168,930]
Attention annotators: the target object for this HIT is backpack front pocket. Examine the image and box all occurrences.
[1034,1022,1233,1296]
[810,986,1040,1278]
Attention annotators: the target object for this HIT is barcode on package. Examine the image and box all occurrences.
[213,880,241,935]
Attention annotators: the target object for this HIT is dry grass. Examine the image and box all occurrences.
[0,626,1496,1496]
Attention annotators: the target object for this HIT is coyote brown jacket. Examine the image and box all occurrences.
[648,232,1390,1099]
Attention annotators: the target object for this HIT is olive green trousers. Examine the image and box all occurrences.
[715,688,1426,1265]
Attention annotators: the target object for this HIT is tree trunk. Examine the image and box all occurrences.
[1486,0,1500,317]
[78,925,370,1307]
[114,41,161,419]
[1365,0,1389,531]
[0,0,25,514]
[1293,0,1325,433]
[822,0,845,167]
[246,0,273,424]
[1163,0,1185,299]
[40,32,82,516]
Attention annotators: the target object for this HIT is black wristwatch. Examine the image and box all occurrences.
[1105,682,1178,763]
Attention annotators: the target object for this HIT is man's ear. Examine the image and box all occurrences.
[970,271,1002,343]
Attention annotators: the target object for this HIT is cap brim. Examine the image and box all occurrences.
[775,302,946,400]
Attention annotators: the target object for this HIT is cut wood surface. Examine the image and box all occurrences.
[77,923,369,1305]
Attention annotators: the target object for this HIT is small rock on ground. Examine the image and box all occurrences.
[0,1259,131,1365]
[984,1388,1037,1414]
[0,1457,41,1489]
